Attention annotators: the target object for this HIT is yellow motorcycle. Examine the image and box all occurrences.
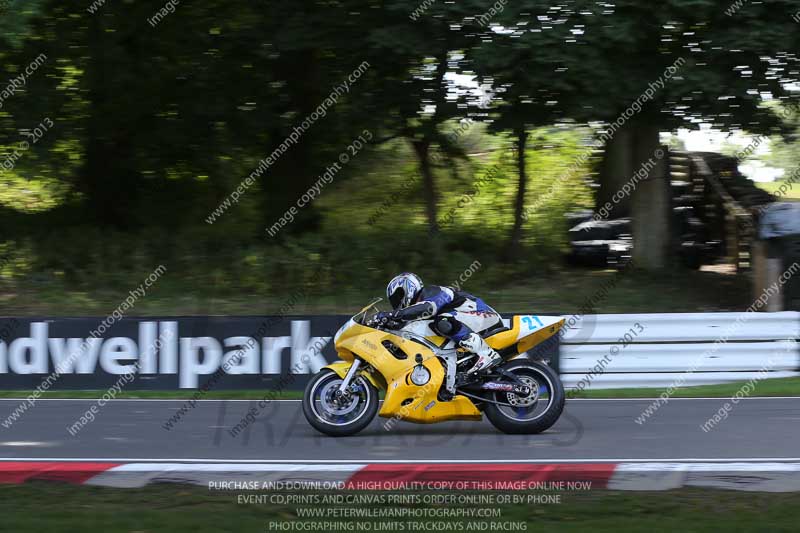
[302,300,566,436]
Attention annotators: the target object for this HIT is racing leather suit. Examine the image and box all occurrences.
[392,285,503,397]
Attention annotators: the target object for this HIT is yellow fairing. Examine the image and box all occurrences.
[379,355,481,423]
[485,316,524,350]
[324,361,382,390]
[325,322,481,423]
[486,315,565,353]
[518,319,564,353]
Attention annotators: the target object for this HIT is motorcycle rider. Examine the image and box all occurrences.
[373,272,504,399]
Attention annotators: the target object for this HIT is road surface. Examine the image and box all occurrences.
[1,397,798,462]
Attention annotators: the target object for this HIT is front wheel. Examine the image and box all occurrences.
[483,360,565,434]
[302,368,378,437]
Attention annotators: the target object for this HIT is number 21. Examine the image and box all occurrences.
[522,316,543,330]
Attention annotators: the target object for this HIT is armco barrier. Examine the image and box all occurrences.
[560,311,800,389]
[0,312,796,391]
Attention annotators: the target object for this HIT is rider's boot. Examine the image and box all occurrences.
[460,333,502,375]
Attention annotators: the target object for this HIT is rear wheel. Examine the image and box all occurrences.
[483,360,565,434]
[302,369,378,437]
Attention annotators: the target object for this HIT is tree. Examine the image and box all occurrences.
[569,0,800,268]
[470,2,583,258]
[357,1,485,233]
[766,104,800,176]
[473,0,800,269]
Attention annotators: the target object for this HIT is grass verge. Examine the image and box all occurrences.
[0,266,751,316]
[566,376,800,399]
[1,377,797,401]
[1,483,799,532]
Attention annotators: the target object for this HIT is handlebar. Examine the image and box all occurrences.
[366,315,404,330]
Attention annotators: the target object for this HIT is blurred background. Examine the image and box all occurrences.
[0,0,799,316]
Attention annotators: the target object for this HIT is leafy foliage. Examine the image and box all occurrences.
[0,0,798,295]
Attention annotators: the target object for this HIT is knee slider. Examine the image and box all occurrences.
[432,316,458,336]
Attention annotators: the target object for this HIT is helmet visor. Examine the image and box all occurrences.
[389,288,405,310]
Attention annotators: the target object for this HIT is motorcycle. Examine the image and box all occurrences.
[302,299,566,436]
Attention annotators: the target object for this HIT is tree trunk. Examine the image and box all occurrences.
[412,139,438,234]
[81,12,138,229]
[597,114,671,270]
[410,48,449,236]
[630,121,671,270]
[262,48,323,235]
[506,128,529,259]
[597,124,634,217]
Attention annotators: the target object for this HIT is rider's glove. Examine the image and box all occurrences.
[372,311,403,329]
[374,311,395,323]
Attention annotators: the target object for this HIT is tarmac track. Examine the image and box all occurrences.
[0,397,798,463]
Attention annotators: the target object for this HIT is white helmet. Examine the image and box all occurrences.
[386,273,423,310]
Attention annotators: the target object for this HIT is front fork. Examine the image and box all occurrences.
[443,352,458,394]
[337,358,362,395]
[323,360,382,391]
